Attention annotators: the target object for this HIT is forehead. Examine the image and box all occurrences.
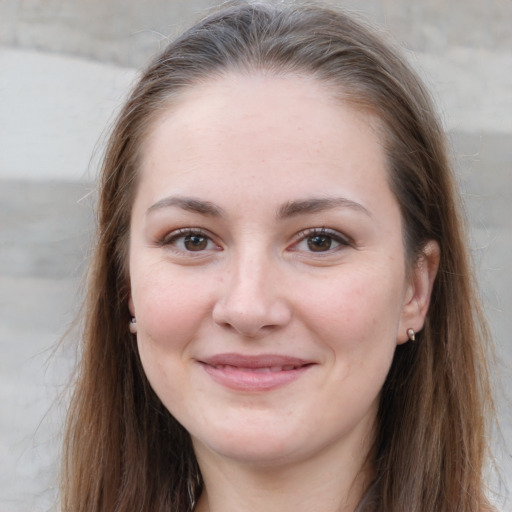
[136,72,394,217]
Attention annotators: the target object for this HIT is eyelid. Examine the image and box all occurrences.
[157,226,351,254]
[159,227,222,252]
[289,227,353,251]
[161,227,206,244]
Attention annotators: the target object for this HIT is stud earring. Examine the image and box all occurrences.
[407,328,415,341]
[129,317,137,334]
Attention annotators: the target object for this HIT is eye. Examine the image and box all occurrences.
[162,229,219,253]
[291,228,350,253]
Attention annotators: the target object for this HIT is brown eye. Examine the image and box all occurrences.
[162,229,218,253]
[307,235,333,252]
[183,234,208,251]
[290,228,350,254]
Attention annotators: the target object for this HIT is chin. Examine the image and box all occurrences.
[197,438,303,467]
[192,417,348,470]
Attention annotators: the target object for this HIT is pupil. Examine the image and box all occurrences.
[184,235,207,251]
[307,235,331,252]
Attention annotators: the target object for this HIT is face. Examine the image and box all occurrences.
[128,73,426,468]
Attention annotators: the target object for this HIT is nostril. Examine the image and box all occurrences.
[212,299,292,337]
[211,265,293,336]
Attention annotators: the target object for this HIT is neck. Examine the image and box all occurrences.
[193,435,373,512]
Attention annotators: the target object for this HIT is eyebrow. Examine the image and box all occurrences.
[146,195,370,219]
[277,197,371,219]
[146,196,225,217]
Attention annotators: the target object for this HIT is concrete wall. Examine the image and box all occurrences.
[2,0,511,67]
[1,1,510,510]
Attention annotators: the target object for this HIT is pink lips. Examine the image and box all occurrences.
[198,353,314,391]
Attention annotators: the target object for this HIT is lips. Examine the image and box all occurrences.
[197,353,314,391]
[210,364,302,372]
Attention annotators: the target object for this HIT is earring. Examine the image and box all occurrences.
[407,328,415,341]
[129,317,137,334]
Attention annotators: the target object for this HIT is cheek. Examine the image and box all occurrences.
[132,265,214,348]
[294,263,406,408]
[300,265,405,347]
[304,269,403,421]
[132,268,215,413]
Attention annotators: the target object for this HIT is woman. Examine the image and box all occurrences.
[61,2,496,511]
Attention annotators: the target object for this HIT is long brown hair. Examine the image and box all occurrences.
[61,3,496,511]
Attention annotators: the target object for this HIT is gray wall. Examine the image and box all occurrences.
[2,0,511,67]
[1,1,510,510]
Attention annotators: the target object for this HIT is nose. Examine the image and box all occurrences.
[212,252,292,337]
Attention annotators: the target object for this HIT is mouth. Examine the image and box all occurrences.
[197,354,315,392]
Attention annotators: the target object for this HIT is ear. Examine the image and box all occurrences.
[397,241,440,344]
[128,295,135,317]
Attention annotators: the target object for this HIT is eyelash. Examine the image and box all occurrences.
[160,227,351,255]
[290,227,352,254]
[160,228,219,253]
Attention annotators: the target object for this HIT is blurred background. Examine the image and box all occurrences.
[0,1,510,510]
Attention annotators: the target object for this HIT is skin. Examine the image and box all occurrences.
[128,73,439,512]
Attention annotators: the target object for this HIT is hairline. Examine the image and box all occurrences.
[126,67,415,271]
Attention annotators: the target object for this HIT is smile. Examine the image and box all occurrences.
[198,354,315,392]
[210,364,303,372]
